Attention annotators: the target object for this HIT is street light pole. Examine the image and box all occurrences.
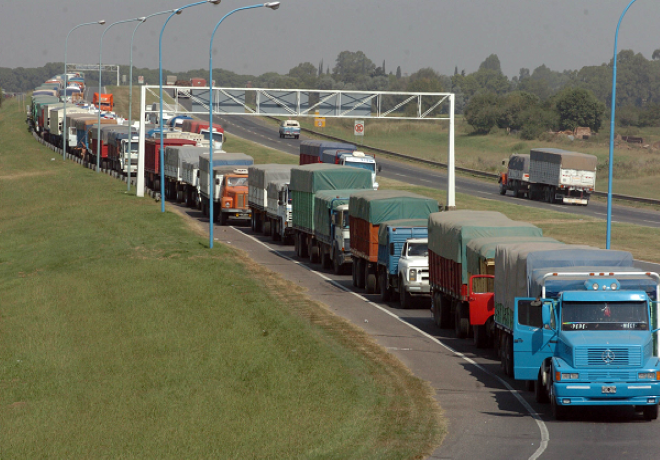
[97,17,144,173]
[127,10,175,192]
[158,0,222,213]
[207,2,280,248]
[606,0,638,249]
[63,20,105,161]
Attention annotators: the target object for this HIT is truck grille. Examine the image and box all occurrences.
[237,194,245,208]
[574,347,642,367]
[587,371,636,381]
[419,269,429,282]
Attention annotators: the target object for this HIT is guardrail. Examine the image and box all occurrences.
[292,122,660,207]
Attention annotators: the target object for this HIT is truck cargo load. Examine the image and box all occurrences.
[248,164,293,238]
[198,153,254,224]
[528,148,597,205]
[299,140,356,165]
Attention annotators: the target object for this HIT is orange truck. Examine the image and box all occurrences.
[92,93,114,111]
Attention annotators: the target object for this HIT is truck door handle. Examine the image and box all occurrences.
[514,339,523,343]
[549,340,557,343]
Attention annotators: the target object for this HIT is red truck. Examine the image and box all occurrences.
[144,138,197,191]
[427,210,555,347]
[191,78,207,87]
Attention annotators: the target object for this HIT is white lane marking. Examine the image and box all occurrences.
[233,227,549,460]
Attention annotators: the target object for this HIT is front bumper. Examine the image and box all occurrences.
[405,283,431,294]
[554,381,660,406]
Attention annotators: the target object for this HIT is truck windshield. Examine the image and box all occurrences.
[203,131,223,143]
[226,177,247,187]
[341,210,349,229]
[561,301,648,331]
[407,242,428,257]
[345,161,376,173]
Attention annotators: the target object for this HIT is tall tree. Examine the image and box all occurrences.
[382,60,386,74]
[396,66,402,79]
[553,87,606,131]
[479,54,502,74]
[333,51,376,84]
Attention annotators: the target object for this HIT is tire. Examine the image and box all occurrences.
[454,302,467,339]
[535,368,549,404]
[308,240,319,264]
[251,214,256,232]
[262,219,271,236]
[499,185,506,195]
[351,261,358,287]
[432,293,451,329]
[643,404,659,421]
[294,233,300,257]
[356,259,365,289]
[220,212,228,226]
[399,278,411,309]
[365,263,376,294]
[473,324,488,348]
[379,271,390,302]
[333,248,342,275]
[321,249,331,269]
[299,234,309,258]
[212,204,220,223]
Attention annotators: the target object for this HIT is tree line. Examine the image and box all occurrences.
[3,48,660,137]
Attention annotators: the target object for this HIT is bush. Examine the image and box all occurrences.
[464,92,499,134]
[553,87,606,132]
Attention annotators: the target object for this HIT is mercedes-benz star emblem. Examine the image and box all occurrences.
[602,349,616,364]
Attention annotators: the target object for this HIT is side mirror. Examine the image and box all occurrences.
[278,200,283,206]
[541,301,551,329]
[377,165,382,173]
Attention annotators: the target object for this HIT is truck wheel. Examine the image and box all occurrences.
[499,185,506,195]
[262,219,271,236]
[351,261,358,287]
[220,212,228,226]
[379,271,390,302]
[333,248,342,275]
[432,293,449,328]
[356,259,365,289]
[643,404,659,421]
[365,264,376,294]
[454,302,467,339]
[399,277,411,309]
[308,240,319,264]
[321,249,331,269]
[473,325,488,348]
[212,204,220,223]
[535,368,549,403]
[294,233,300,257]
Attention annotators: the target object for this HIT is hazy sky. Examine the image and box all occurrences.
[1,0,658,79]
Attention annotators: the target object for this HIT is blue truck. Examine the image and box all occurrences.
[376,219,429,308]
[494,245,660,420]
[279,119,301,139]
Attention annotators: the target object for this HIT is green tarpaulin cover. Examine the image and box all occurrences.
[349,190,439,224]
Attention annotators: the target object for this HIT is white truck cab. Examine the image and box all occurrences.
[397,238,430,297]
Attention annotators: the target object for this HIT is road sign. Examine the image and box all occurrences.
[354,120,365,136]
[314,117,326,128]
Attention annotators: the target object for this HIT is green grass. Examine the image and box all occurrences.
[1,97,443,459]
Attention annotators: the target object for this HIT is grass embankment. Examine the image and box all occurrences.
[295,117,660,203]
[0,97,443,459]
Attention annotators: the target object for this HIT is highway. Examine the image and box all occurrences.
[158,112,660,459]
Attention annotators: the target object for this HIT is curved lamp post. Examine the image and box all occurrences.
[126,10,176,192]
[207,2,280,248]
[606,0,637,249]
[62,20,105,160]
[97,17,145,173]
[159,0,222,212]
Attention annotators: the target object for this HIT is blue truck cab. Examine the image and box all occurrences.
[279,119,301,139]
[376,219,429,307]
[513,271,660,420]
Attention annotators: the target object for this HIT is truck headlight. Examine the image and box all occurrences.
[409,269,417,282]
[638,372,657,380]
[560,373,579,380]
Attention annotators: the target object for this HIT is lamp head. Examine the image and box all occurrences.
[98,20,106,25]
[138,17,146,22]
[264,2,280,9]
[208,0,222,4]
[175,9,182,15]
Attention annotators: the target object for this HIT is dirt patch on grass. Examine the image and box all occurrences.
[0,170,56,181]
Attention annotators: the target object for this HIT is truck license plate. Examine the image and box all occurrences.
[602,386,616,394]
